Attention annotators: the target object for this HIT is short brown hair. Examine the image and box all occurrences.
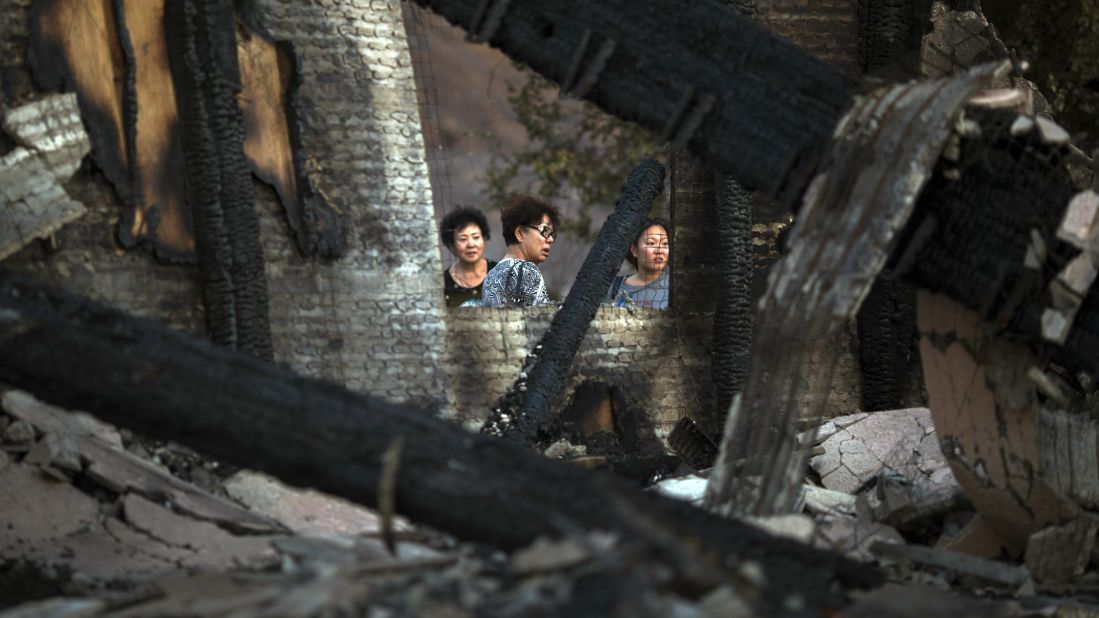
[500,194,561,245]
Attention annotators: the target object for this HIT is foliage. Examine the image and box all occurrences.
[480,65,661,241]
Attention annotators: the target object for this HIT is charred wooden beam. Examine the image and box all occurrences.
[482,159,665,446]
[166,0,272,359]
[857,0,931,77]
[856,270,918,411]
[409,0,856,208]
[707,174,753,435]
[0,270,882,611]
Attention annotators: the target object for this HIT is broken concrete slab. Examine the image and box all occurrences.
[3,390,281,535]
[121,494,278,570]
[223,470,398,537]
[809,408,960,509]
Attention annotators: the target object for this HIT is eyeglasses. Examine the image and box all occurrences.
[524,224,557,240]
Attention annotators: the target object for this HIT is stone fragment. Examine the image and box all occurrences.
[1057,190,1099,251]
[802,484,856,517]
[1010,115,1035,136]
[1035,116,1070,145]
[2,419,35,445]
[121,494,279,569]
[24,432,83,473]
[651,474,707,506]
[1025,517,1099,584]
[511,534,615,574]
[224,470,394,536]
[746,514,815,544]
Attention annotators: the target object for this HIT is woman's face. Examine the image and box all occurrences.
[631,225,669,274]
[514,214,556,264]
[452,223,485,266]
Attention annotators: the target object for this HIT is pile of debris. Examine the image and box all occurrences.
[5,387,1099,617]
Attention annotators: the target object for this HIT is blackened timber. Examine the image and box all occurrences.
[482,159,665,446]
[856,270,917,411]
[166,0,273,359]
[708,174,753,435]
[0,271,882,612]
[410,0,855,208]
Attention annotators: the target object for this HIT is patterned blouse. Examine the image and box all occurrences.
[482,257,552,307]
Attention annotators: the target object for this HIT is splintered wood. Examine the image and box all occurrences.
[0,94,89,260]
[706,61,1009,517]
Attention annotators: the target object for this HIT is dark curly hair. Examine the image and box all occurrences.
[500,194,561,245]
[439,207,491,252]
[626,217,671,268]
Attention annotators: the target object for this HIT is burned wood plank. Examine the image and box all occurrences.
[707,174,753,436]
[235,9,346,259]
[857,271,918,411]
[0,270,882,609]
[165,0,273,359]
[410,0,856,208]
[482,159,664,446]
[0,94,89,261]
[29,0,341,262]
[705,62,1008,517]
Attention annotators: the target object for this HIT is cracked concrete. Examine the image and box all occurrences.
[810,408,955,498]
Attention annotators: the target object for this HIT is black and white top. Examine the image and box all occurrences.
[482,257,552,307]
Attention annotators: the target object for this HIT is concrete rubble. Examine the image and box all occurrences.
[0,389,426,606]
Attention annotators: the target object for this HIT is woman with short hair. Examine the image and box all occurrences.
[606,217,670,309]
[482,194,561,308]
[439,207,497,308]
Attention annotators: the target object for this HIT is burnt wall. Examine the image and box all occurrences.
[1,0,449,411]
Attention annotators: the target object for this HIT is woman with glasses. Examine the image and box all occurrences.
[439,207,497,308]
[606,218,670,309]
[482,194,561,307]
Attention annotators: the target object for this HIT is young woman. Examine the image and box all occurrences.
[482,194,561,307]
[439,207,497,308]
[606,217,670,309]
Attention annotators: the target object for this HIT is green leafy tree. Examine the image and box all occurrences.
[481,65,661,240]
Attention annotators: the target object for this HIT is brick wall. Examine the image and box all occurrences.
[444,306,711,436]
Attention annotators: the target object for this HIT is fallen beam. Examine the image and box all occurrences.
[409,0,855,208]
[0,270,881,611]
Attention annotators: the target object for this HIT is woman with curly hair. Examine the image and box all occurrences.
[439,207,497,308]
[482,194,561,308]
